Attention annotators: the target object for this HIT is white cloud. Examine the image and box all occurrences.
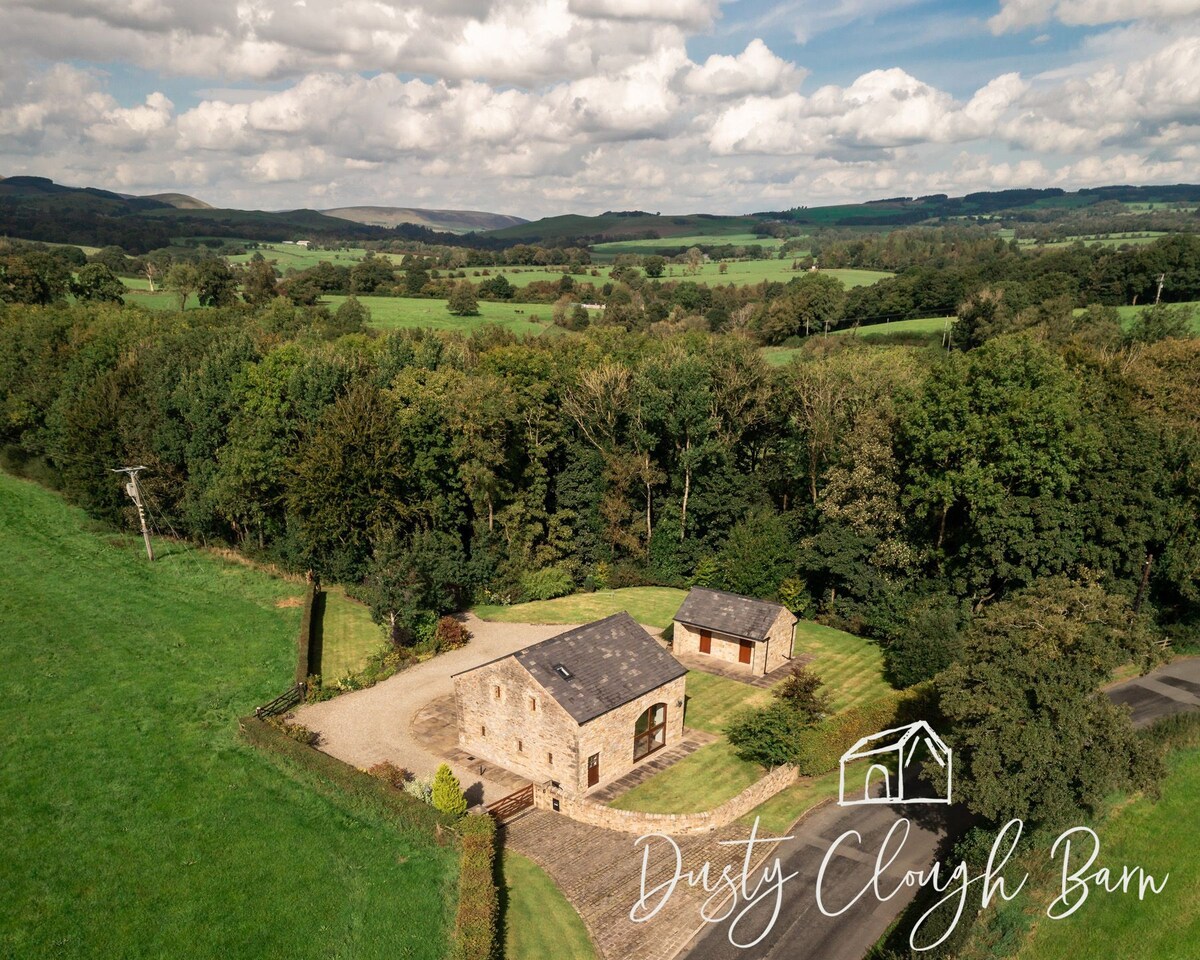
[990,0,1200,33]
[682,39,803,96]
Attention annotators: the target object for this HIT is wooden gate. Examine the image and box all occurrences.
[486,784,535,823]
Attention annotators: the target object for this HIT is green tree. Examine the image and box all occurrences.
[937,576,1159,828]
[196,258,239,307]
[447,281,480,316]
[643,255,666,278]
[478,274,514,301]
[0,252,71,305]
[402,256,430,295]
[166,262,199,311]
[431,763,468,816]
[70,263,125,303]
[1127,302,1196,344]
[726,701,804,767]
[241,257,279,305]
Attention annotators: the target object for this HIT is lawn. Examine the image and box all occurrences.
[500,851,596,960]
[324,294,565,336]
[473,587,687,631]
[1011,745,1200,960]
[741,768,842,834]
[834,315,952,338]
[317,585,384,682]
[791,621,891,712]
[683,670,772,734]
[608,740,764,814]
[226,242,402,271]
[591,233,788,256]
[0,472,458,960]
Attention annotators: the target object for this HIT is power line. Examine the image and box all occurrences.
[111,466,154,561]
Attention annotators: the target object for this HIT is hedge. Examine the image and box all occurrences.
[239,715,447,836]
[792,684,934,776]
[295,580,319,685]
[451,814,498,960]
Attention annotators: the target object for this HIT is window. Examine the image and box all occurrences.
[493,684,501,700]
[547,752,553,766]
[633,702,668,761]
[530,696,537,712]
[481,725,486,737]
[517,739,524,753]
[554,664,573,680]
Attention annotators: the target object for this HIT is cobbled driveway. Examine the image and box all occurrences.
[296,614,573,804]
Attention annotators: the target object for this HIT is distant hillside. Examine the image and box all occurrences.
[0,176,394,253]
[324,205,526,234]
[141,192,212,210]
[483,210,767,244]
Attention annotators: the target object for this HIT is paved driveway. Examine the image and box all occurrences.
[296,614,574,804]
[1108,656,1200,727]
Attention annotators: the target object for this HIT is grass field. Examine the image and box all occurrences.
[226,242,403,271]
[473,587,687,631]
[591,233,788,256]
[325,294,565,336]
[318,586,384,681]
[1011,745,1200,960]
[0,472,458,959]
[791,621,891,712]
[501,851,597,960]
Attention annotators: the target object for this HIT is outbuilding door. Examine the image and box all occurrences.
[699,631,711,654]
[738,639,753,664]
[587,753,600,787]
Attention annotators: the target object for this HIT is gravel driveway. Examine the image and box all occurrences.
[296,614,578,804]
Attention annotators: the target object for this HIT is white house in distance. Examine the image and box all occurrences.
[838,721,952,806]
[671,586,797,677]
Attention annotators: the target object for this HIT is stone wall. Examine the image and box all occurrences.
[532,762,800,834]
[454,657,581,788]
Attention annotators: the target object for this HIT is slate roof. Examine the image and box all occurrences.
[513,612,687,724]
[672,586,793,642]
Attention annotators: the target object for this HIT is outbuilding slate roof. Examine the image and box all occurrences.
[514,612,686,724]
[673,586,793,641]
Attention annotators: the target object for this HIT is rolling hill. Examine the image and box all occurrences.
[323,205,526,234]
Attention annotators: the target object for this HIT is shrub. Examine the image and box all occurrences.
[403,775,434,804]
[777,577,811,617]
[266,714,321,746]
[367,761,412,789]
[726,701,805,767]
[773,665,831,723]
[451,814,498,960]
[434,616,472,651]
[518,565,574,602]
[432,763,468,817]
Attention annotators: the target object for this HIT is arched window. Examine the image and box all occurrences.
[634,703,668,760]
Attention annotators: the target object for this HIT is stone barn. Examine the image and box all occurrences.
[452,612,687,795]
[671,586,797,677]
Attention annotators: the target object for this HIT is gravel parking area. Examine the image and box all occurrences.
[296,614,577,805]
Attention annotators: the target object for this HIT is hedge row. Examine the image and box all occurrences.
[295,581,319,685]
[451,814,499,960]
[792,684,934,776]
[239,715,447,836]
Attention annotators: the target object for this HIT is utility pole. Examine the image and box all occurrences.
[113,466,154,561]
[1154,273,1166,306]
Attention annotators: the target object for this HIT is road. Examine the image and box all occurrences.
[684,657,1200,960]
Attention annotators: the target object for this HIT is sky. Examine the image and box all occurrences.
[1,0,1199,218]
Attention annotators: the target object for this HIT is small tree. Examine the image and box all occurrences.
[726,702,802,767]
[447,281,480,316]
[773,665,831,723]
[431,763,468,816]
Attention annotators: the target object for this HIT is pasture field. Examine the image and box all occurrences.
[642,263,888,288]
[225,242,403,270]
[1010,744,1200,960]
[0,472,458,960]
[591,233,788,256]
[472,587,687,631]
[323,294,565,335]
